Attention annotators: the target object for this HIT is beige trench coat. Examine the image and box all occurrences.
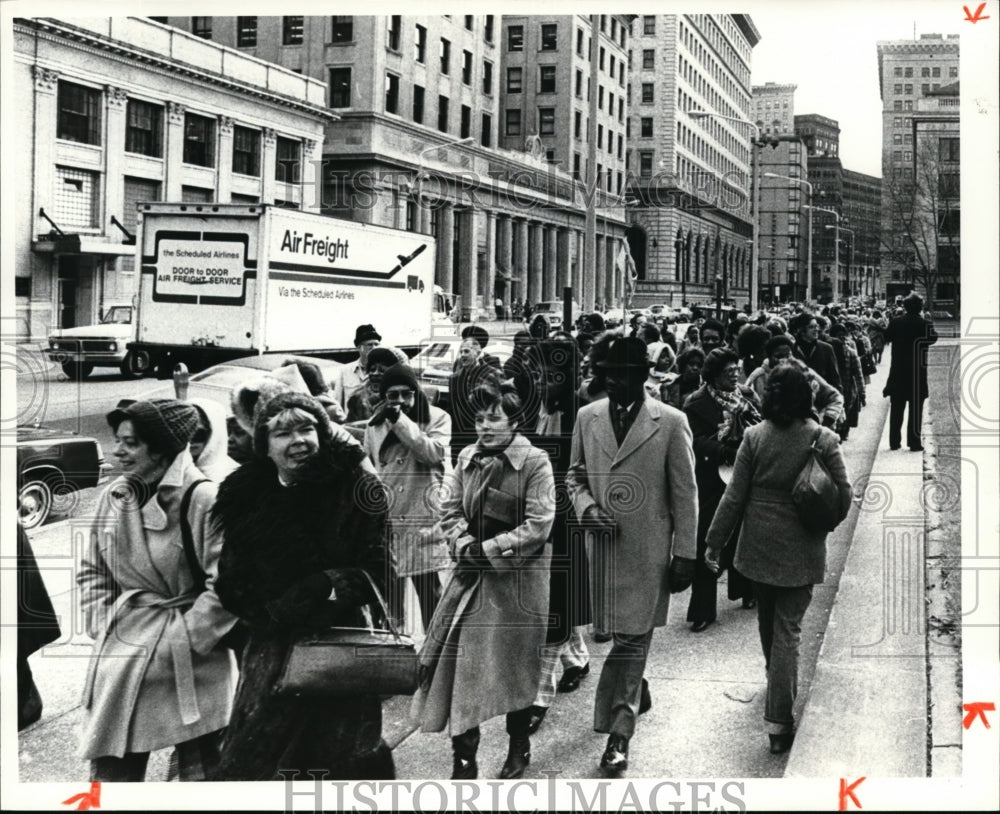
[566,397,699,635]
[412,433,555,735]
[77,450,238,759]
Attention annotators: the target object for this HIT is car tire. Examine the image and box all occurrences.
[61,361,95,380]
[120,350,150,379]
[18,478,53,530]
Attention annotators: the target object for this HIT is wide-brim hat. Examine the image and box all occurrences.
[596,337,654,371]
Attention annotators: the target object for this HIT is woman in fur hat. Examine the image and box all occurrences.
[211,391,395,780]
[77,399,240,781]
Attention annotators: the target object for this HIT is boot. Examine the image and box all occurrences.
[498,736,531,779]
[451,728,480,780]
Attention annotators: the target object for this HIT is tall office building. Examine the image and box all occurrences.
[626,13,761,309]
[841,169,882,300]
[752,82,796,136]
[757,138,809,303]
[876,33,959,295]
[794,113,840,158]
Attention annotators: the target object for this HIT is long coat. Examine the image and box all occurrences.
[794,339,842,392]
[706,419,852,587]
[885,312,938,400]
[566,398,699,635]
[364,405,452,577]
[413,433,555,735]
[211,452,394,780]
[77,450,238,759]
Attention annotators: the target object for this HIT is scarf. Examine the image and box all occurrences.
[707,384,761,443]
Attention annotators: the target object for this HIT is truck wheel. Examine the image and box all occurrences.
[61,362,94,380]
[18,478,53,530]
[120,350,151,379]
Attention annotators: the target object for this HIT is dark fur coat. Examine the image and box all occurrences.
[210,450,395,781]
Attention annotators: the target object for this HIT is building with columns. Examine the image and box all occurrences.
[625,13,760,310]
[163,14,628,320]
[12,16,333,342]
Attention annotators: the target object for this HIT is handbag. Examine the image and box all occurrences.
[273,570,418,698]
[791,427,844,534]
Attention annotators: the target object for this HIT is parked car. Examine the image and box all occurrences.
[649,304,679,325]
[531,300,581,332]
[46,304,147,381]
[18,424,111,529]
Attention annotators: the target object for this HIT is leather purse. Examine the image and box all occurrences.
[792,427,845,534]
[273,570,418,698]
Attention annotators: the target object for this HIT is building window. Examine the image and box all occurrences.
[236,17,257,47]
[904,100,913,111]
[331,16,353,43]
[618,98,624,122]
[232,126,261,177]
[415,25,427,62]
[892,150,902,162]
[15,277,32,297]
[893,133,902,145]
[904,84,912,94]
[192,17,212,39]
[183,113,215,167]
[465,15,474,31]
[506,109,521,136]
[123,177,161,233]
[618,134,623,159]
[541,24,557,50]
[440,39,451,74]
[904,67,912,77]
[643,16,655,35]
[597,124,603,149]
[508,25,523,52]
[949,66,958,78]
[54,166,99,229]
[438,95,449,132]
[412,85,425,123]
[939,137,959,161]
[462,50,473,84]
[483,60,493,94]
[329,67,351,107]
[460,105,471,138]
[182,186,213,203]
[282,16,304,45]
[599,46,605,70]
[893,67,902,77]
[125,99,162,157]
[385,73,400,114]
[275,137,301,183]
[921,67,930,78]
[894,84,902,95]
[598,86,604,107]
[938,172,960,198]
[539,107,555,135]
[485,16,495,43]
[573,152,581,180]
[57,81,101,145]
[387,16,401,51]
[539,65,556,93]
[641,83,654,104]
[641,117,653,137]
[642,49,654,69]
[576,69,583,97]
[893,100,903,111]
[481,113,492,147]
[507,67,523,93]
[639,152,653,177]
[574,111,582,139]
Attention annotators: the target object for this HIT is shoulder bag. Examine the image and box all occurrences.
[273,570,418,698]
[791,427,844,534]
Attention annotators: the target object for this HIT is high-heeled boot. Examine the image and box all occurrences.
[498,735,531,779]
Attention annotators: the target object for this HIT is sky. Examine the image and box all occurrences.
[748,0,967,178]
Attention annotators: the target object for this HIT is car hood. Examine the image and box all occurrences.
[50,323,134,339]
[18,424,84,442]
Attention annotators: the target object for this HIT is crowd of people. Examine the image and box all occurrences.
[45,291,937,782]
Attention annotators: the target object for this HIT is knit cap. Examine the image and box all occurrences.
[106,398,198,457]
[379,363,420,397]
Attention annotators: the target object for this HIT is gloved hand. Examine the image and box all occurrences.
[266,572,334,624]
[666,556,697,594]
[583,504,617,529]
[458,540,491,570]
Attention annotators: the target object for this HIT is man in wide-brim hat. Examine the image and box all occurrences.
[566,337,699,775]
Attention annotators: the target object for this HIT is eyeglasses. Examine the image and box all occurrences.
[385,389,415,401]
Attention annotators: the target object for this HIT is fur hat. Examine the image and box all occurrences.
[106,398,198,458]
[231,372,305,433]
[252,390,337,459]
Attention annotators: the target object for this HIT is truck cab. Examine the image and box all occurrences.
[46,303,148,380]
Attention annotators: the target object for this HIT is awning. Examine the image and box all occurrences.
[32,234,135,256]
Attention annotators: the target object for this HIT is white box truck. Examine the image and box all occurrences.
[129,203,454,375]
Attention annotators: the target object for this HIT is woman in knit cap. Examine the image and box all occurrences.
[211,390,395,780]
[363,363,452,632]
[77,399,240,781]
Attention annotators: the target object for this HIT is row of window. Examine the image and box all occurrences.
[574,28,627,86]
[679,18,751,101]
[56,80,303,180]
[893,82,946,96]
[892,65,957,79]
[677,53,744,126]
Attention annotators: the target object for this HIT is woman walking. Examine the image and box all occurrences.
[414,383,555,780]
[77,399,238,781]
[211,391,395,780]
[705,365,851,753]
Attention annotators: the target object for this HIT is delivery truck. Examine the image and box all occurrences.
[129,203,452,375]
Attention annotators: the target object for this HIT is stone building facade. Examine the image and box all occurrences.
[752,81,796,136]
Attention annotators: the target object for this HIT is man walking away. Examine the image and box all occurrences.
[884,292,937,451]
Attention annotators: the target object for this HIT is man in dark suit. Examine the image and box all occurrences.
[789,313,842,392]
[884,292,937,451]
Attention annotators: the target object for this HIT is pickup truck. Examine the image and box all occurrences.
[46,304,148,380]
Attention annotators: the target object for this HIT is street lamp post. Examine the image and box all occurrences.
[763,172,813,303]
[805,204,840,302]
[690,110,762,312]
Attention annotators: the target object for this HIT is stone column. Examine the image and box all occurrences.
[515,218,529,311]
[165,102,186,202]
[217,116,234,203]
[557,228,572,300]
[607,236,619,307]
[575,230,587,308]
[595,234,606,312]
[437,203,454,293]
[103,86,128,230]
[543,224,558,301]
[261,128,278,205]
[530,221,544,305]
[301,138,322,212]
[419,191,432,234]
[458,209,479,320]
[482,210,496,319]
[498,214,513,313]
